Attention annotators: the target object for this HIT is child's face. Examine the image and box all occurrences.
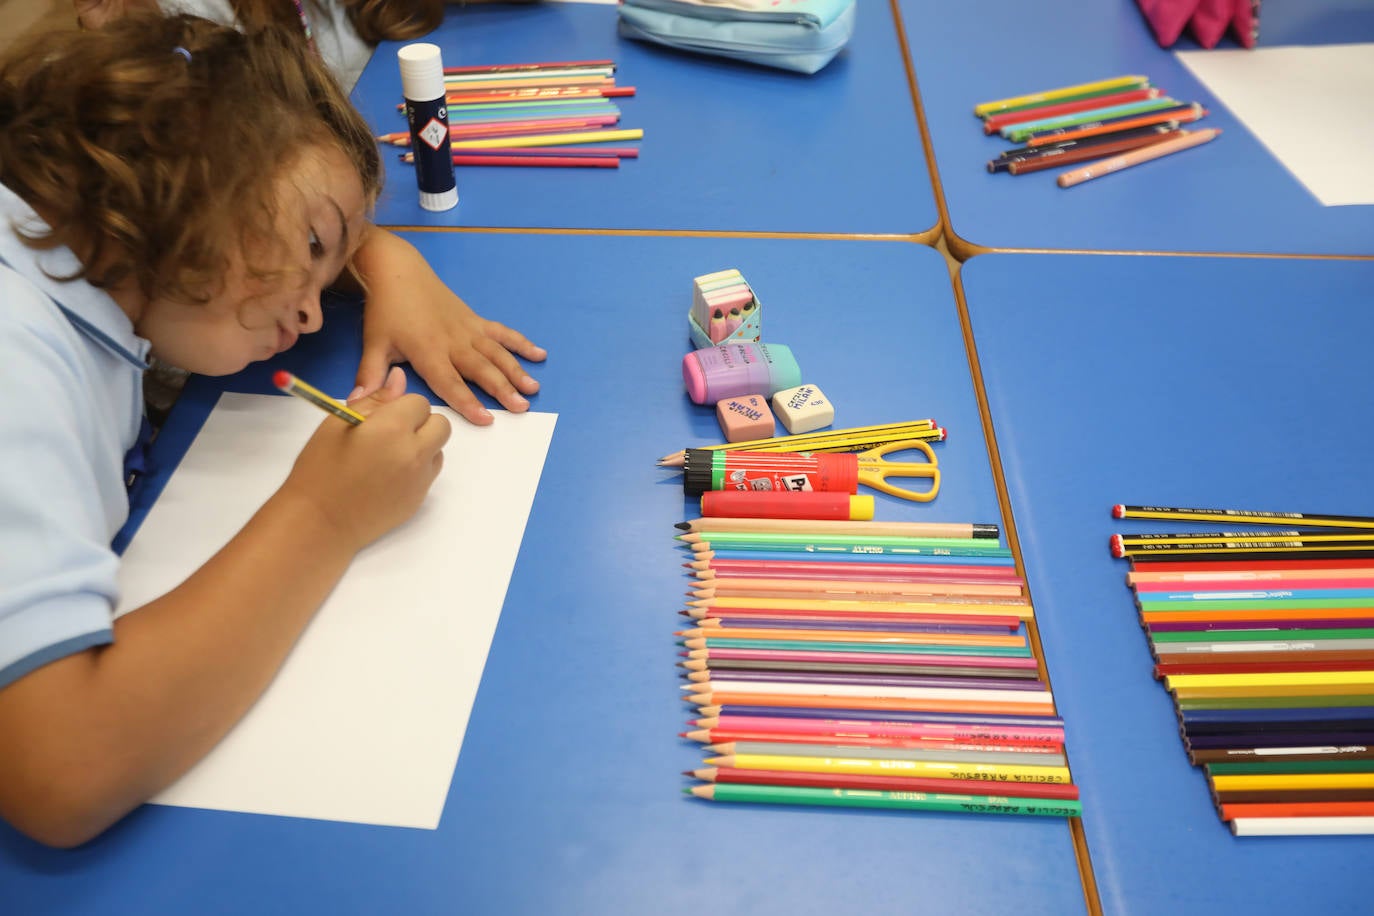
[134,144,370,376]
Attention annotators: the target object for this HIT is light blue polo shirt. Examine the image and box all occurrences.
[0,183,150,690]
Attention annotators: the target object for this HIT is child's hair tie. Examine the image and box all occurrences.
[172,47,192,63]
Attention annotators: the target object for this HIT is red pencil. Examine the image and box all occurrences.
[689,558,1023,582]
[681,727,1062,753]
[688,765,1080,799]
[403,146,638,161]
[1026,105,1205,147]
[1129,557,1374,574]
[443,59,615,75]
[449,155,619,168]
[1220,800,1374,820]
[982,87,1162,134]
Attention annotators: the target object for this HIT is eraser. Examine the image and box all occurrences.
[772,383,834,435]
[716,394,775,442]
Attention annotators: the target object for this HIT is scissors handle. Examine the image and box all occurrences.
[855,439,941,502]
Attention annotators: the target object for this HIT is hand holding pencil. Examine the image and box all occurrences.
[277,367,452,551]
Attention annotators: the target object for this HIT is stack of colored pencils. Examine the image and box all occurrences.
[380,58,641,169]
[975,75,1219,188]
[675,515,1083,818]
[1112,503,1374,836]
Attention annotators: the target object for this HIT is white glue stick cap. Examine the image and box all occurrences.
[397,43,446,102]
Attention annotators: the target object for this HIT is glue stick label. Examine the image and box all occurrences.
[726,468,815,492]
[404,96,456,195]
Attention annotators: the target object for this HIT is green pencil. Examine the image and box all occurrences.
[687,782,1081,817]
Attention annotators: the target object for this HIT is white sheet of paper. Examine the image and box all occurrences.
[1176,44,1374,207]
[115,393,557,829]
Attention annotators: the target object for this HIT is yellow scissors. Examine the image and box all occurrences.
[847,439,941,502]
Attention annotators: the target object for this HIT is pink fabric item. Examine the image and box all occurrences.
[1136,0,1199,47]
[1231,0,1259,48]
[1188,0,1233,47]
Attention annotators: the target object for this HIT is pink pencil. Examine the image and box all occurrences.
[690,558,1023,583]
[689,647,1038,669]
[691,577,1024,599]
[702,714,1065,744]
[385,117,620,146]
[443,59,615,75]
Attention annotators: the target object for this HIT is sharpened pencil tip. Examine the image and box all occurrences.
[674,521,690,530]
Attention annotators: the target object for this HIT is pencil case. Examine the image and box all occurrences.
[616,0,856,75]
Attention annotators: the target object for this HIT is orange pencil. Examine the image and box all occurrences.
[1140,606,1374,625]
[675,627,1026,647]
[1027,104,1205,147]
[1220,801,1374,820]
[1057,128,1222,188]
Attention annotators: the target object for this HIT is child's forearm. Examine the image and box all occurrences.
[0,488,358,847]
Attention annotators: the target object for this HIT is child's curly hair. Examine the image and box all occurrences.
[0,13,383,305]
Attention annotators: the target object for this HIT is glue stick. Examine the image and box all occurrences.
[683,342,801,405]
[398,43,458,212]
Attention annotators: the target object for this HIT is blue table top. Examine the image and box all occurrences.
[961,252,1374,915]
[899,0,1374,256]
[1,234,1085,915]
[354,2,939,236]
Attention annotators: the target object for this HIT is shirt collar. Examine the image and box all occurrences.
[0,183,151,370]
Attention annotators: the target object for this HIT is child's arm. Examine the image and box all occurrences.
[344,228,547,426]
[0,370,448,847]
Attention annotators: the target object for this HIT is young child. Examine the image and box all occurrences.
[71,0,549,429]
[0,14,451,847]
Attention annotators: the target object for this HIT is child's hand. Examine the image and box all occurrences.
[282,367,451,551]
[348,230,547,427]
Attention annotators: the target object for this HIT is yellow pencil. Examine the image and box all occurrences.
[1165,671,1374,690]
[973,75,1150,117]
[273,370,365,426]
[707,753,1072,783]
[1211,772,1374,792]
[451,128,643,150]
[658,420,941,466]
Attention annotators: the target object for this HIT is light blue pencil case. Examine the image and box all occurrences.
[617,0,856,75]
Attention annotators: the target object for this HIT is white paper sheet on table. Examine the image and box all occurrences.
[1177,43,1374,207]
[115,392,557,830]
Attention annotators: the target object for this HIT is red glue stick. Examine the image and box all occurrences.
[683,449,859,496]
[701,491,875,521]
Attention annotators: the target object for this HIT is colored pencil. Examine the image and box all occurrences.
[689,615,1019,634]
[453,129,644,150]
[686,658,1039,680]
[685,691,1057,717]
[1057,128,1220,187]
[685,670,1044,692]
[982,87,1162,133]
[1027,108,1203,148]
[706,752,1070,784]
[687,782,1081,817]
[684,608,1025,628]
[691,578,1022,601]
[695,708,1064,730]
[683,729,1060,754]
[973,75,1150,117]
[443,59,616,75]
[689,766,1079,798]
[1230,815,1374,835]
[1115,505,1374,529]
[675,517,999,539]
[1002,98,1182,141]
[705,741,1065,767]
[689,557,1022,581]
[679,532,1004,551]
[402,146,640,159]
[686,597,1032,619]
[1004,130,1182,176]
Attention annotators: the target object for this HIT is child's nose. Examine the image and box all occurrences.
[293,289,324,334]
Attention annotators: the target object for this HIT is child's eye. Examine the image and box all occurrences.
[308,229,325,259]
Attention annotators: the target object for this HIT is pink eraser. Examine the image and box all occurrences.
[716,394,775,442]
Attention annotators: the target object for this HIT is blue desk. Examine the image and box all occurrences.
[961,253,1374,915]
[2,235,1085,915]
[353,3,939,237]
[899,0,1374,256]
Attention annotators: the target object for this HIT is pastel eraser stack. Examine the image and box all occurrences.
[716,394,776,442]
[772,383,834,435]
[688,268,761,349]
